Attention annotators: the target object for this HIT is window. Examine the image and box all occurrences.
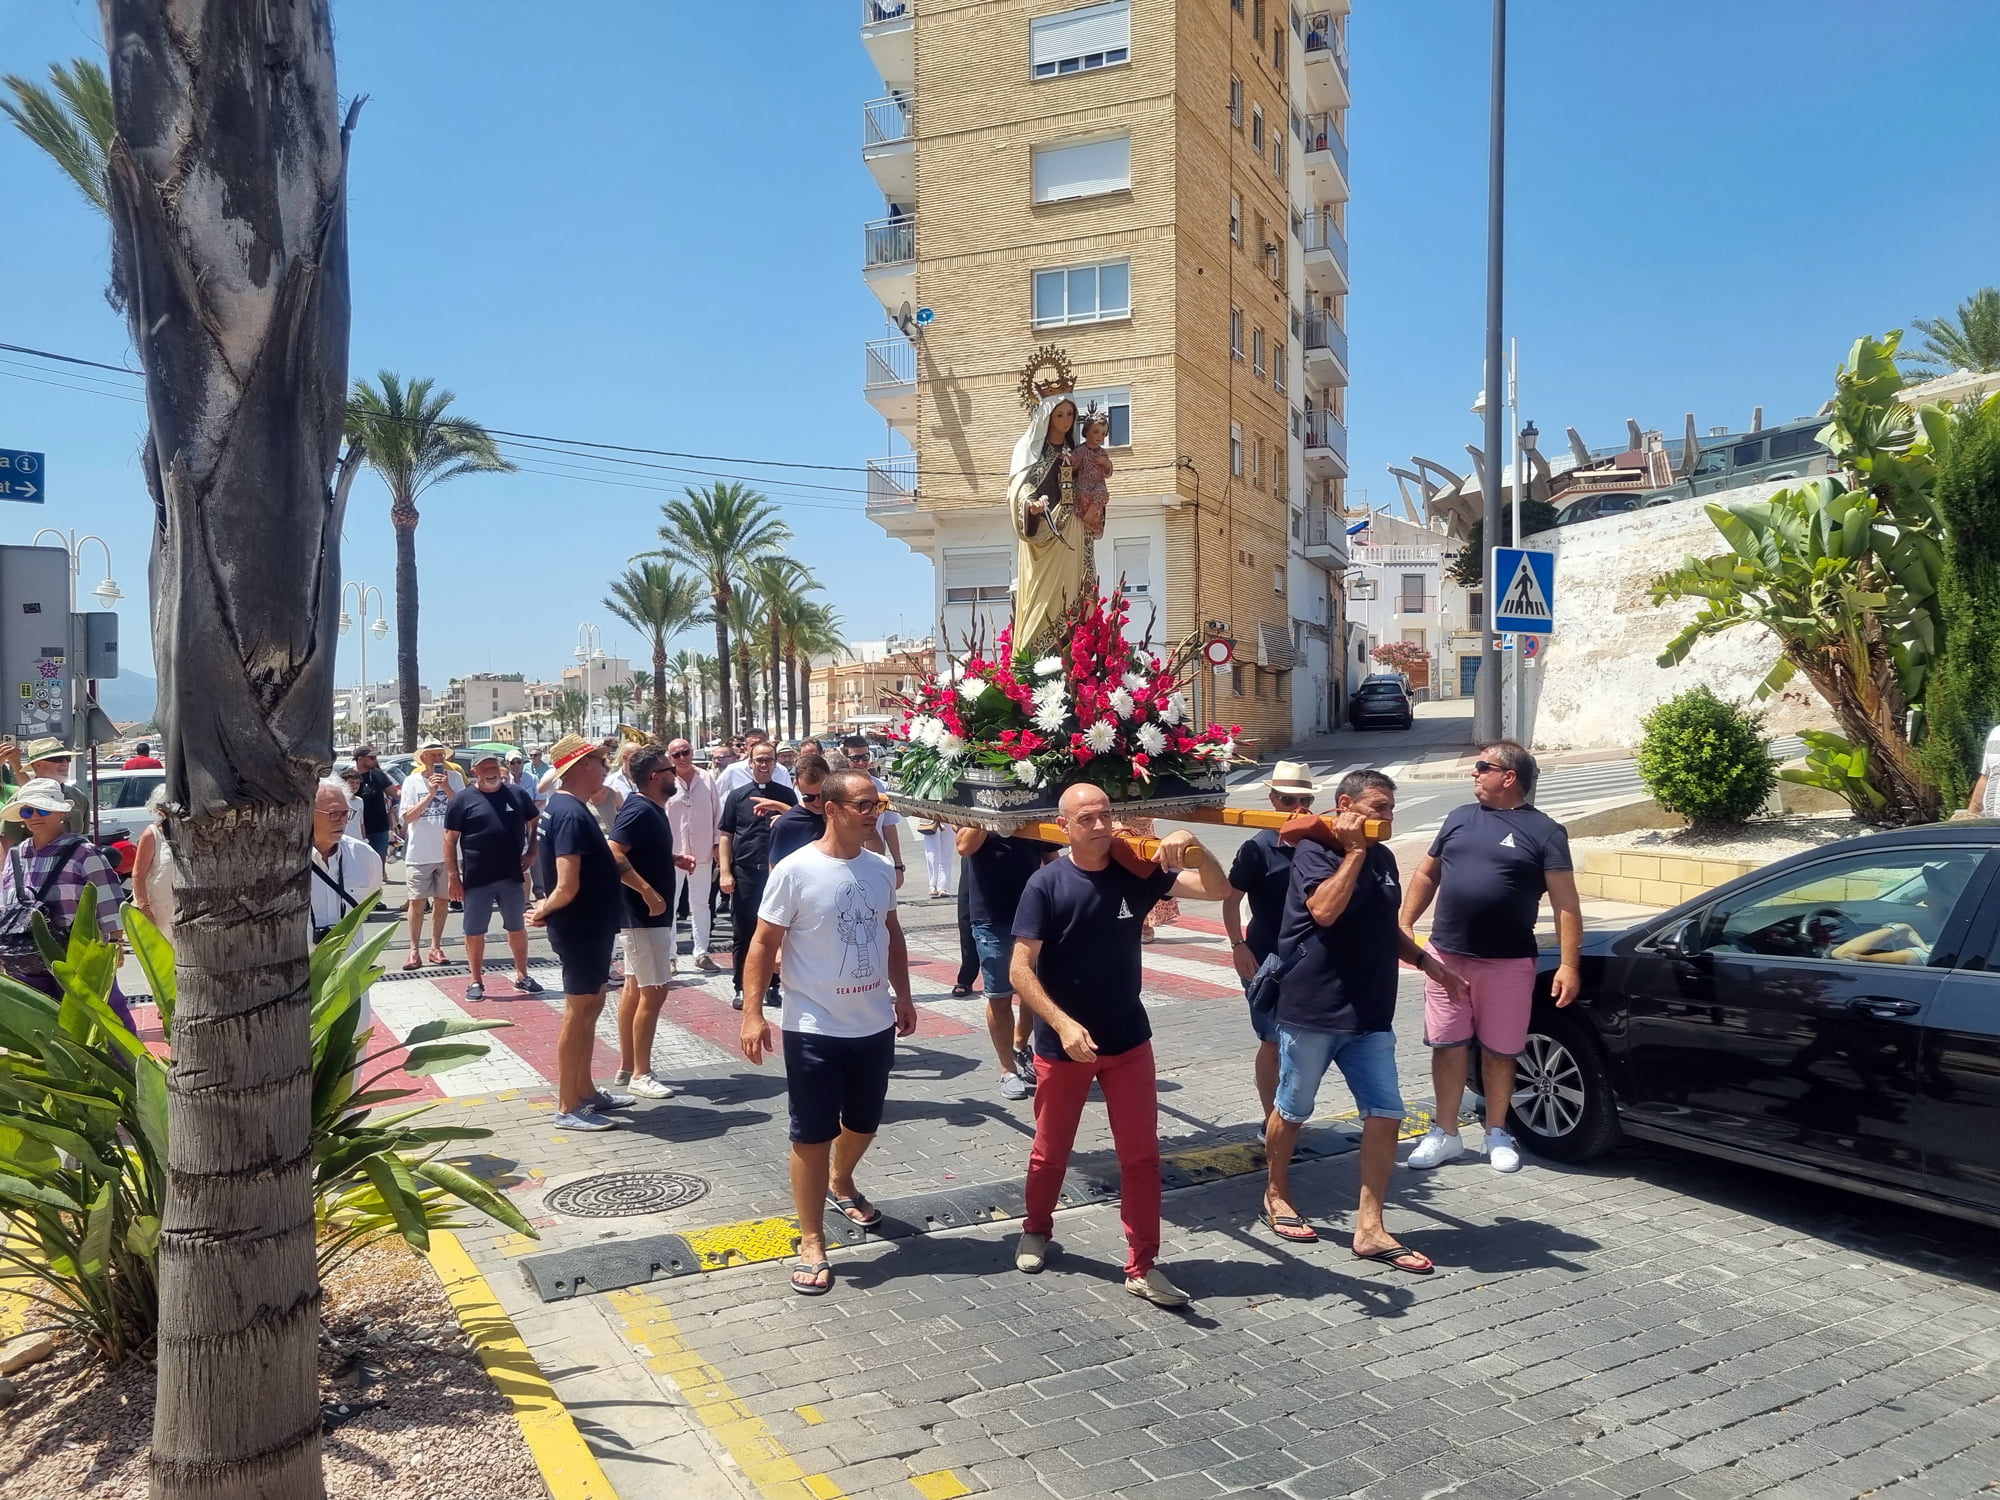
[1032,258,1131,327]
[942,549,1013,605]
[1273,338,1286,393]
[1701,849,1982,961]
[1254,668,1266,698]
[1272,565,1284,595]
[1230,194,1241,243]
[1231,664,1244,696]
[1252,327,1266,378]
[1253,434,1265,486]
[1071,384,1132,446]
[1273,139,1286,181]
[1229,76,1242,127]
[1290,207,1304,241]
[1289,304,1303,340]
[1112,536,1152,594]
[1693,448,1731,477]
[1733,439,1766,467]
[1291,507,1303,539]
[1253,0,1265,39]
[1469,591,1485,623]
[1032,134,1131,202]
[1398,574,1425,613]
[1029,1,1131,77]
[1290,405,1303,439]
[1273,19,1284,71]
[1770,427,1826,460]
[1230,422,1244,476]
[1252,104,1265,151]
[1230,308,1244,359]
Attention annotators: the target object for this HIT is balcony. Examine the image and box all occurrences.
[862,213,916,310]
[1304,406,1348,479]
[1301,112,1350,204]
[1303,503,1346,567]
[862,93,915,199]
[862,0,914,87]
[864,335,916,431]
[1302,210,1348,295]
[1302,14,1351,112]
[865,453,932,548]
[1303,310,1349,389]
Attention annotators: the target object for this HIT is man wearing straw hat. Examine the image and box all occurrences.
[0,737,91,841]
[1225,760,1318,1131]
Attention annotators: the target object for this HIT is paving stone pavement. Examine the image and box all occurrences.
[414,894,2000,1500]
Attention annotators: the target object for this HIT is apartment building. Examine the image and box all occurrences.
[858,0,1353,751]
[809,636,938,735]
[439,673,531,726]
[1343,509,1485,701]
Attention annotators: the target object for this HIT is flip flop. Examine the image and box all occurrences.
[790,1261,833,1296]
[1262,1211,1319,1244]
[1353,1243,1434,1275]
[828,1194,883,1229]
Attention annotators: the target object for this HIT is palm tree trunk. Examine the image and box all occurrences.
[767,610,782,736]
[105,2,354,1491]
[800,654,813,739]
[712,582,734,736]
[735,643,754,734]
[786,651,799,741]
[393,508,420,753]
[651,638,667,742]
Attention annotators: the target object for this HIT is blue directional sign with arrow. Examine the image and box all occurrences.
[0,450,45,504]
[1492,546,1555,635]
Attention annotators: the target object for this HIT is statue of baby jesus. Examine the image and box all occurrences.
[1069,410,1114,539]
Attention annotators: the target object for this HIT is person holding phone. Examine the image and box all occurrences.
[398,740,464,969]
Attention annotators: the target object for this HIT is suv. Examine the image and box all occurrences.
[1347,676,1413,731]
[1494,823,2000,1230]
[87,767,168,842]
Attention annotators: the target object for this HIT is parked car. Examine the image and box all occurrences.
[1347,676,1414,731]
[1553,492,1644,527]
[86,766,167,842]
[1491,823,2000,1229]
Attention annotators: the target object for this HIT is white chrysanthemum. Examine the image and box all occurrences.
[1108,688,1135,720]
[1164,693,1187,726]
[1122,672,1148,695]
[958,678,988,704]
[908,716,941,747]
[1034,656,1063,677]
[1137,723,1167,756]
[1013,760,1041,787]
[1083,720,1117,754]
[935,732,966,760]
[1033,704,1068,735]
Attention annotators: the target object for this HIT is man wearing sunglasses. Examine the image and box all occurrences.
[839,736,906,890]
[0,738,90,844]
[1399,740,1582,1176]
[664,738,721,973]
[1226,760,1317,1129]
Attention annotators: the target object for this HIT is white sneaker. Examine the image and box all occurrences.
[1015,1232,1050,1273]
[612,1069,633,1086]
[1486,1128,1522,1173]
[1407,1128,1464,1170]
[1125,1268,1191,1307]
[627,1073,676,1099]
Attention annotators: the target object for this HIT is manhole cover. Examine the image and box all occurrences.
[544,1171,710,1219]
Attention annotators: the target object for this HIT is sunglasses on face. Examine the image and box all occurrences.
[829,797,890,814]
[1275,794,1314,809]
[1474,760,1508,776]
[18,806,56,819]
[670,750,691,759]
[801,791,823,804]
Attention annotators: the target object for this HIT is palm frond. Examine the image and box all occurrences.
[2,59,113,213]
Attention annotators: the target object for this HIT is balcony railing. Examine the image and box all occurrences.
[1301,112,1350,183]
[1304,405,1347,453]
[1305,503,1343,550]
[863,214,916,269]
[863,0,912,24]
[1302,209,1348,270]
[866,454,918,510]
[1305,14,1351,77]
[863,93,914,148]
[864,335,915,389]
[1304,312,1349,374]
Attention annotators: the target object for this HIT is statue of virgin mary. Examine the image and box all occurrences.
[1006,391,1093,655]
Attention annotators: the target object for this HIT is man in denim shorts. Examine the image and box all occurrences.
[955,827,1052,1101]
[1261,769,1468,1273]
[1399,740,1583,1174]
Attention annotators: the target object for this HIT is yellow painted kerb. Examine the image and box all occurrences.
[426,1230,618,1500]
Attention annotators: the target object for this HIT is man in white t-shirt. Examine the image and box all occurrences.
[740,768,914,1297]
[1961,724,2000,819]
[398,740,466,969]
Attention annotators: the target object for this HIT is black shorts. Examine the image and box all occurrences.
[782,1026,897,1145]
[547,920,617,997]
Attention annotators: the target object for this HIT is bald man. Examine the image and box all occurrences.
[1008,784,1229,1306]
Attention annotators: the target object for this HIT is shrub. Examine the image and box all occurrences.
[1635,686,1780,829]
[0,892,537,1365]
[1370,640,1430,674]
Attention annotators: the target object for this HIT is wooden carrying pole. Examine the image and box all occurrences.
[1004,807,1392,854]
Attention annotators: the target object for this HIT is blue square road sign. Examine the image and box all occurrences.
[1492,546,1554,635]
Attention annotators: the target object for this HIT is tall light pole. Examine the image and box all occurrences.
[339,582,389,743]
[1475,0,1508,745]
[31,529,122,831]
[1514,416,1538,744]
[575,623,604,735]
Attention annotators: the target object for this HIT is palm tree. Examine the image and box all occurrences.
[2,58,114,213]
[604,681,634,731]
[787,602,846,741]
[655,482,788,736]
[604,560,704,742]
[1907,287,2000,376]
[723,586,765,733]
[696,653,722,742]
[745,554,818,739]
[345,372,515,751]
[666,649,699,739]
[553,686,590,736]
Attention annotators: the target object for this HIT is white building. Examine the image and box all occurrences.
[1342,509,1484,701]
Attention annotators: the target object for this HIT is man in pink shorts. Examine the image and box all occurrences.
[1398,741,1582,1173]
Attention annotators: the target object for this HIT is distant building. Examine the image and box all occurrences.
[810,636,936,735]
[1342,510,1483,701]
[442,673,530,726]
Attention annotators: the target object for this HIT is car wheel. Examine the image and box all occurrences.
[1504,1009,1621,1162]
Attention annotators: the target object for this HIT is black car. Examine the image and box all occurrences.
[1348,677,1413,731]
[1497,823,2000,1230]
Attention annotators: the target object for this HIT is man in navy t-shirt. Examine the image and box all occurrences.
[443,751,542,1002]
[1399,740,1582,1175]
[1010,783,1229,1307]
[607,744,679,1101]
[1225,759,1316,1126]
[1262,769,1468,1274]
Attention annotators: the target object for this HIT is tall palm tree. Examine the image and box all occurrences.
[604,560,704,742]
[666,649,699,739]
[2,58,114,213]
[723,586,765,733]
[745,554,818,740]
[346,372,515,750]
[553,686,590,736]
[787,602,846,741]
[604,681,634,730]
[656,482,788,737]
[1908,287,2000,376]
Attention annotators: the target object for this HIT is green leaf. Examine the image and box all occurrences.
[398,1015,511,1047]
[360,1154,431,1253]
[8,1113,116,1178]
[397,1042,492,1078]
[131,1055,169,1164]
[0,1121,58,1174]
[124,1214,159,1259]
[120,905,176,1034]
[78,1181,113,1276]
[0,1171,81,1213]
[415,1158,537,1237]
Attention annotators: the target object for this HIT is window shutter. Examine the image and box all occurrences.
[1030,2,1132,68]
[1032,135,1132,201]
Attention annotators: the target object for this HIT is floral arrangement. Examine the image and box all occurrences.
[887,585,1241,803]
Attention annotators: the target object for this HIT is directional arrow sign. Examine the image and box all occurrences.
[1492,546,1555,635]
[0,449,45,504]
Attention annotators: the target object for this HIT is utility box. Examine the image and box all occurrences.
[0,545,75,743]
[80,612,119,680]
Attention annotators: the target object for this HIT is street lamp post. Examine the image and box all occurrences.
[575,623,604,735]
[1515,415,1538,743]
[1475,0,1508,746]
[338,582,389,745]
[30,528,123,837]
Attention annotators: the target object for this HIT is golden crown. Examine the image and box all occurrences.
[1018,344,1077,412]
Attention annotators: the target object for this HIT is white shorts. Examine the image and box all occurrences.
[621,927,676,988]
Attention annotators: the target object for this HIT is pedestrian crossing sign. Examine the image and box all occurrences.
[1492,547,1555,634]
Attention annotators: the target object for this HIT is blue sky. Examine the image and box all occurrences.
[1,0,1995,690]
